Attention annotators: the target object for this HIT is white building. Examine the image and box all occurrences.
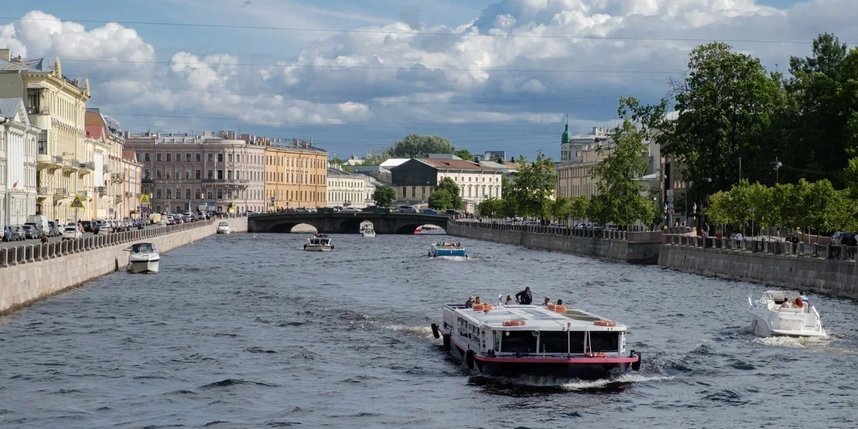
[389,157,504,213]
[327,167,375,208]
[0,98,39,228]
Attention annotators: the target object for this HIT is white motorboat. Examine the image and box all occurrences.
[216,221,231,234]
[747,290,826,337]
[360,226,376,237]
[304,233,334,251]
[414,224,446,235]
[127,242,160,274]
[432,303,641,380]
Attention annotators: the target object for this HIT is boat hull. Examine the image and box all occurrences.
[361,231,376,237]
[749,313,826,337]
[127,259,159,274]
[448,338,639,380]
[304,245,333,251]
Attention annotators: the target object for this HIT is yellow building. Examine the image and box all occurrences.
[263,140,328,211]
[0,49,92,222]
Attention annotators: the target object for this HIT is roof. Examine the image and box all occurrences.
[379,158,409,168]
[0,98,26,122]
[85,125,104,139]
[415,158,504,172]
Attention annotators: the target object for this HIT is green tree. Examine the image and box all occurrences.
[388,134,455,158]
[427,189,453,210]
[549,197,573,224]
[506,153,556,220]
[590,120,654,226]
[435,177,462,209]
[664,42,782,202]
[569,196,590,223]
[477,197,503,218]
[454,148,473,161]
[372,186,396,208]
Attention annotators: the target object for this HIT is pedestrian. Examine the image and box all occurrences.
[515,287,533,305]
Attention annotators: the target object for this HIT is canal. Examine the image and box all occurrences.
[1,232,856,428]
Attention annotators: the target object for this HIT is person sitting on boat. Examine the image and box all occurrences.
[505,294,514,306]
[556,299,563,305]
[474,296,482,305]
[465,296,474,308]
[794,297,804,309]
[543,296,551,306]
[781,299,793,309]
[515,287,533,305]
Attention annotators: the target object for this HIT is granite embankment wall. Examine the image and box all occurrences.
[447,221,662,264]
[659,238,858,299]
[0,217,247,315]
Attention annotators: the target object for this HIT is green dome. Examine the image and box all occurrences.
[561,121,570,144]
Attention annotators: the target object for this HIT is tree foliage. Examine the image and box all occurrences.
[506,153,556,220]
[372,186,396,208]
[428,189,453,210]
[477,198,503,218]
[387,134,455,158]
[435,177,462,209]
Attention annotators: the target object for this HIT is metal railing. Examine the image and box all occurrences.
[455,219,660,242]
[662,234,858,261]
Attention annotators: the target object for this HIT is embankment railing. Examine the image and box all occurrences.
[662,234,858,262]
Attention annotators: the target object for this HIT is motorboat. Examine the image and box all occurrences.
[414,224,446,235]
[747,290,826,337]
[127,242,160,274]
[304,233,334,251]
[360,225,376,238]
[429,241,468,260]
[216,221,231,234]
[432,303,641,380]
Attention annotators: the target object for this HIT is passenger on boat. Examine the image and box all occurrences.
[505,295,514,306]
[515,287,533,305]
[794,297,804,308]
[474,296,482,305]
[556,299,563,305]
[465,296,474,308]
[781,299,793,309]
[543,296,551,306]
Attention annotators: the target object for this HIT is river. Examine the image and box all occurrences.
[1,232,856,428]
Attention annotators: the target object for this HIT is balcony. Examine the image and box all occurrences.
[62,160,78,175]
[37,154,64,171]
[78,161,94,176]
[53,188,67,199]
[37,187,50,199]
[111,172,125,183]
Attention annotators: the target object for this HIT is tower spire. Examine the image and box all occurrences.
[561,114,570,144]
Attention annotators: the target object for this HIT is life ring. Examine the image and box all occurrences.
[584,352,608,358]
[794,297,804,308]
[547,303,557,311]
[502,320,526,327]
[473,303,492,312]
[594,319,616,327]
[553,305,567,313]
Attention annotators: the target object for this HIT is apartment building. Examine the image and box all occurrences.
[264,140,328,211]
[0,98,39,228]
[0,49,93,222]
[327,167,374,209]
[126,131,266,215]
[389,156,503,213]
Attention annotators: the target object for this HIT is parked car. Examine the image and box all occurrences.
[47,221,63,237]
[62,225,83,240]
[397,205,417,214]
[21,224,42,239]
[2,225,24,242]
[421,208,440,215]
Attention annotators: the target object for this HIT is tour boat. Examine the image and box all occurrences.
[414,224,446,235]
[431,303,641,380]
[126,242,160,274]
[304,233,334,251]
[747,290,826,337]
[429,241,468,260]
[360,226,376,238]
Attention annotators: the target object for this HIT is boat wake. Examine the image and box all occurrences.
[752,335,830,348]
[385,324,435,338]
[469,373,672,394]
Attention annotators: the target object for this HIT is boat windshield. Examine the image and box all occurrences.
[132,243,154,253]
[498,330,619,354]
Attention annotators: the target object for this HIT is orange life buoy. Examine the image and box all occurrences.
[553,305,567,313]
[584,352,608,358]
[594,319,616,327]
[473,303,492,312]
[547,303,557,311]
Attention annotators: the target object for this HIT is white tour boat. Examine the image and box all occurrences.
[429,241,468,260]
[747,290,826,337]
[304,233,334,251]
[414,224,446,235]
[127,242,160,274]
[432,303,641,380]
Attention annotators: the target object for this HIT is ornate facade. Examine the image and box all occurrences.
[0,98,39,228]
[264,141,328,211]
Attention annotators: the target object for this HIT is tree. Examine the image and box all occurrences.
[569,196,590,223]
[549,197,572,224]
[372,186,396,208]
[454,148,473,161]
[665,42,782,202]
[477,197,503,218]
[428,189,453,210]
[388,134,455,158]
[590,120,654,226]
[435,177,462,209]
[506,153,556,220]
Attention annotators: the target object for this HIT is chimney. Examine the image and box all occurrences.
[0,49,10,62]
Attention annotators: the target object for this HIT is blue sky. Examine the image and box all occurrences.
[0,0,850,160]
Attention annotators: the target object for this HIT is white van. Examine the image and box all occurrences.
[397,205,417,214]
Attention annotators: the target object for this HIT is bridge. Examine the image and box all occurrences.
[247,211,450,234]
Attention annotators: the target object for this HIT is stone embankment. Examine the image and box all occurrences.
[0,217,247,315]
[447,221,662,264]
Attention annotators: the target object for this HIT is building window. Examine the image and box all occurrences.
[196,153,201,162]
[208,153,213,162]
[218,153,224,163]
[185,189,191,199]
[195,170,201,179]
[166,189,172,199]
[217,170,223,180]
[156,169,162,179]
[217,189,223,199]
[186,153,191,162]
[156,190,161,198]
[166,153,171,162]
[156,153,162,161]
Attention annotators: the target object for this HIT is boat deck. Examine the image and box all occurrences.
[448,304,625,331]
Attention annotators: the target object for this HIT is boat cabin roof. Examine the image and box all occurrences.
[131,242,156,253]
[446,304,626,331]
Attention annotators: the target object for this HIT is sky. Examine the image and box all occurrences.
[0,0,853,161]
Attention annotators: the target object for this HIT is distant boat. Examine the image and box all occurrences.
[304,233,334,252]
[127,242,160,273]
[216,221,231,234]
[747,290,826,337]
[429,241,468,260]
[414,224,445,235]
[360,226,376,237]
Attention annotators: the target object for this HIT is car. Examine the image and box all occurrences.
[21,224,42,239]
[397,205,417,214]
[421,208,440,215]
[47,221,63,237]
[2,225,24,242]
[341,206,360,212]
[62,225,83,240]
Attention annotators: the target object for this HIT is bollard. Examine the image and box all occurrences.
[0,248,7,267]
[34,244,42,261]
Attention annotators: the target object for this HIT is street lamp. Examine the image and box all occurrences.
[772,157,782,184]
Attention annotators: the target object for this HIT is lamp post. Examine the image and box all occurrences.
[772,157,782,184]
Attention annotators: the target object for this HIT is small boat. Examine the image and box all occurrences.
[747,290,826,337]
[216,221,231,234]
[429,241,468,259]
[127,242,160,273]
[360,226,376,238]
[414,224,446,235]
[304,233,334,251]
[432,303,641,380]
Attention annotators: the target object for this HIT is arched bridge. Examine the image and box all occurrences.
[248,211,449,234]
